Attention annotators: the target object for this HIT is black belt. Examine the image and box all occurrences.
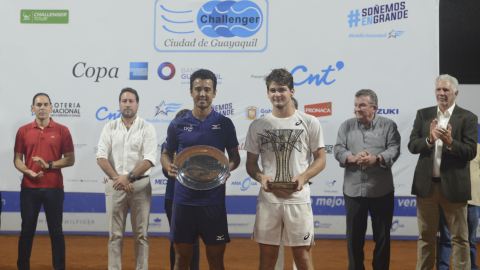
[432,177,441,183]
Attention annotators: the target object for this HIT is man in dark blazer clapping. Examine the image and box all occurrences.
[409,74,478,270]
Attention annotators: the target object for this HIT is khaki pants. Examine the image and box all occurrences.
[416,182,470,270]
[105,177,152,270]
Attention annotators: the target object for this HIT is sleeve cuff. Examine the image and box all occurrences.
[426,137,434,148]
[340,151,353,167]
[379,154,388,168]
[447,143,453,151]
[144,156,156,167]
[378,153,392,168]
[96,154,108,160]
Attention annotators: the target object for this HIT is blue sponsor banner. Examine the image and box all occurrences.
[312,196,417,217]
[2,192,417,216]
[2,192,164,213]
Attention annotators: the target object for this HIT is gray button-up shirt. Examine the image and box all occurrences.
[334,115,401,197]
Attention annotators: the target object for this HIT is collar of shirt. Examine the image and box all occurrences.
[31,117,56,129]
[188,110,215,123]
[437,103,456,117]
[120,115,138,129]
[356,114,379,131]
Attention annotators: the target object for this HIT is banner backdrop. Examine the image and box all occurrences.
[1,0,439,238]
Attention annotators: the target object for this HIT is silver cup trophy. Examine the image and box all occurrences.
[174,145,230,190]
[263,129,303,189]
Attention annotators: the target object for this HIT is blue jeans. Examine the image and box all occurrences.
[17,187,65,270]
[437,204,479,270]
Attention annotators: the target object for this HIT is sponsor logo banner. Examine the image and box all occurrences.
[180,67,223,85]
[238,142,245,151]
[154,179,168,185]
[291,63,344,87]
[146,101,183,123]
[377,108,399,114]
[158,62,176,80]
[348,29,405,39]
[230,177,259,191]
[96,107,121,121]
[50,102,81,117]
[21,10,69,24]
[305,102,332,117]
[66,179,100,183]
[74,144,87,149]
[213,103,234,116]
[130,62,148,80]
[72,62,119,82]
[245,106,271,120]
[149,217,163,227]
[347,2,408,28]
[154,0,268,52]
[324,179,338,194]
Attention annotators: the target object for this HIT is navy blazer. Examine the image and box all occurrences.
[408,105,478,202]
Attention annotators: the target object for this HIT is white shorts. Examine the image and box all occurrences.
[252,200,315,247]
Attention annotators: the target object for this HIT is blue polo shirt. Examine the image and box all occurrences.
[165,110,238,206]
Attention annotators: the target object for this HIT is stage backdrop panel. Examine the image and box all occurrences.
[1,0,439,238]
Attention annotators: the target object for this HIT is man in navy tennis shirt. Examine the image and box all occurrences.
[161,69,241,270]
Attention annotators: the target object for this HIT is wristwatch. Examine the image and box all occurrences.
[47,161,53,170]
[426,136,434,145]
[128,172,136,182]
[375,155,380,164]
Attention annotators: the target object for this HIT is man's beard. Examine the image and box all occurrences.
[122,110,136,118]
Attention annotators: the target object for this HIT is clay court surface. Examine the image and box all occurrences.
[0,234,454,269]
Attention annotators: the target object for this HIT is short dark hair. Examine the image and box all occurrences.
[291,97,298,109]
[32,93,51,105]
[265,68,294,91]
[175,109,190,118]
[355,89,378,107]
[119,87,139,103]
[190,69,217,92]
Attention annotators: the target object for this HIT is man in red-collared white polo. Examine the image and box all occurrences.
[14,93,75,270]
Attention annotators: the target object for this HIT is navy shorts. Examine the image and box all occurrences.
[169,203,230,245]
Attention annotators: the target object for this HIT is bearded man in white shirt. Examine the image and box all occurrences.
[96,88,157,270]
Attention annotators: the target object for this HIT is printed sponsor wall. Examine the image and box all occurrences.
[0,0,440,238]
[2,192,426,239]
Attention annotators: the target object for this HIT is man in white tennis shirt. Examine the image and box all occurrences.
[245,69,326,270]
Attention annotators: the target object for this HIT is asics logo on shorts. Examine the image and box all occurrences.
[216,235,224,241]
[304,232,310,240]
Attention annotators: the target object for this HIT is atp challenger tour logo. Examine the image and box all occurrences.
[154,0,268,52]
[21,10,69,24]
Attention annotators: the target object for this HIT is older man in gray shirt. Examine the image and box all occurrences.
[334,89,400,270]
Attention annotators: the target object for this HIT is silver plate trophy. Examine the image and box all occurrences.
[264,129,304,189]
[174,145,230,190]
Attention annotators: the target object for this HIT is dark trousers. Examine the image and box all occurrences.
[165,199,199,270]
[17,187,65,270]
[344,191,394,270]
